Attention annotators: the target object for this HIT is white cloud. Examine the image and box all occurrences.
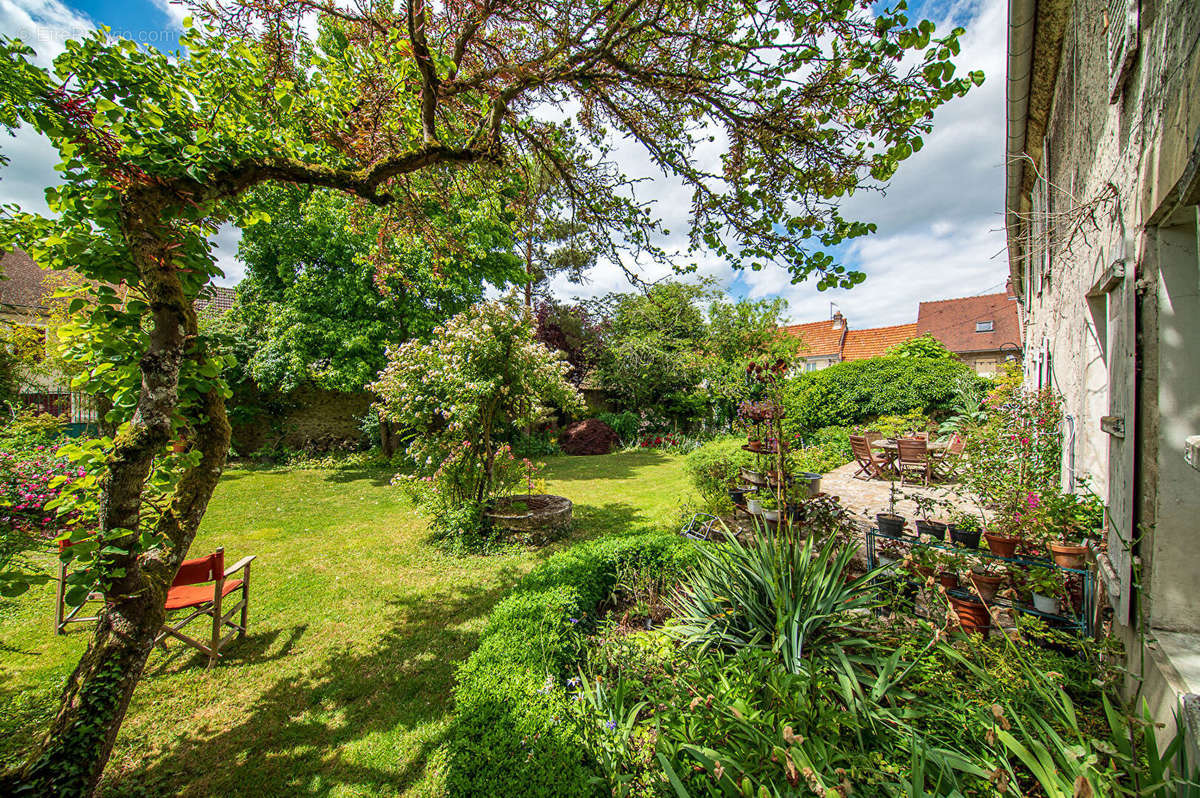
[549,0,1012,327]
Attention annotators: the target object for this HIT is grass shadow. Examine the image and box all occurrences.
[102,574,521,797]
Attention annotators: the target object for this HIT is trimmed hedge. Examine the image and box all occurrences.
[445,531,699,797]
[782,355,982,435]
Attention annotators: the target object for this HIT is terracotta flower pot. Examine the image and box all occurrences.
[937,570,960,590]
[948,596,991,636]
[747,439,763,452]
[969,571,1005,602]
[984,533,1020,559]
[1048,542,1087,570]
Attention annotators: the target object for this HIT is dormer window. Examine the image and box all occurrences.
[976,321,994,333]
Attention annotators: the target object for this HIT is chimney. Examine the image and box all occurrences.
[831,311,844,329]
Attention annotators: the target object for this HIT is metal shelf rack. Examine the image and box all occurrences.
[865,527,1095,636]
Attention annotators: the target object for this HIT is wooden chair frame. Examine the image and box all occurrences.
[896,437,932,486]
[850,434,891,481]
[54,544,105,634]
[154,547,256,670]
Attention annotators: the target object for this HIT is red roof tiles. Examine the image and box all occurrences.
[916,292,1021,354]
[842,323,918,361]
[780,317,847,357]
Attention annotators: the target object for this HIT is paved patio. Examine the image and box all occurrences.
[817,462,977,531]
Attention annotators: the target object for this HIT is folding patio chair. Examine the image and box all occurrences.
[54,540,105,634]
[850,435,891,481]
[155,547,256,669]
[896,437,932,486]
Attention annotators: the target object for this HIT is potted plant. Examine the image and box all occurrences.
[968,560,1006,603]
[948,510,983,549]
[760,492,781,522]
[1027,566,1064,615]
[984,529,1020,559]
[740,466,766,486]
[948,595,991,636]
[936,549,964,590]
[746,491,763,515]
[1041,490,1091,569]
[905,546,940,584]
[876,482,907,538]
[912,492,948,541]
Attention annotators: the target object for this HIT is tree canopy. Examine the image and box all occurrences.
[221,184,523,394]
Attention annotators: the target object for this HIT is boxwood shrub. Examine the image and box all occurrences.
[444,531,698,797]
[782,355,983,435]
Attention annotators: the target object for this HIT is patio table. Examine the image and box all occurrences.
[873,438,950,470]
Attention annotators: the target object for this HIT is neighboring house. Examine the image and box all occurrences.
[1005,0,1200,752]
[779,291,1021,376]
[0,248,54,327]
[842,322,918,361]
[914,290,1022,377]
[195,284,237,314]
[780,312,848,371]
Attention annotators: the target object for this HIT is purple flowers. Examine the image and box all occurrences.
[605,720,617,732]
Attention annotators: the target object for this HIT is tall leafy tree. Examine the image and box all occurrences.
[225,184,522,394]
[0,0,978,789]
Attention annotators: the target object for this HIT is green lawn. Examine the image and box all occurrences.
[0,450,693,797]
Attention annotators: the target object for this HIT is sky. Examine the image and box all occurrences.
[0,0,1011,327]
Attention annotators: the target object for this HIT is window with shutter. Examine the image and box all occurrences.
[1107,0,1139,102]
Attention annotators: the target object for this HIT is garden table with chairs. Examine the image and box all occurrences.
[850,433,962,485]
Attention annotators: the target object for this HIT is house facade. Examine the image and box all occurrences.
[915,291,1022,377]
[1005,0,1200,748]
[780,312,848,371]
[780,291,1021,376]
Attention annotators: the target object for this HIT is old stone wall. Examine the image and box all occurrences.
[231,387,373,454]
[1019,0,1200,497]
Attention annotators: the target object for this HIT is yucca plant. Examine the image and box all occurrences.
[667,523,879,674]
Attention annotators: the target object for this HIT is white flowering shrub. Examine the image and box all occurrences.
[371,299,584,546]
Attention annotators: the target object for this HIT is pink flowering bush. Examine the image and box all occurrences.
[0,445,83,534]
[957,374,1065,546]
[372,299,583,547]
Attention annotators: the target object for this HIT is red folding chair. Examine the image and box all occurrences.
[155,547,255,669]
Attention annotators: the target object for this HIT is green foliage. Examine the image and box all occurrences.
[854,410,933,439]
[669,524,876,674]
[958,380,1065,542]
[221,184,523,394]
[886,333,954,360]
[782,356,980,435]
[683,436,757,505]
[591,283,800,431]
[597,411,642,447]
[445,531,699,797]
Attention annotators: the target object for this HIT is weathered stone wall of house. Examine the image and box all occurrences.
[1013,0,1200,752]
[1019,0,1200,498]
[231,387,372,454]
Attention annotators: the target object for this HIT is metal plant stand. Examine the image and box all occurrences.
[866,527,1095,635]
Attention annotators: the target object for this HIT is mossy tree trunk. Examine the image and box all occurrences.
[2,202,231,797]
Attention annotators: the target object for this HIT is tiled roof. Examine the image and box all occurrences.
[916,292,1021,354]
[0,249,52,312]
[780,318,847,357]
[194,285,237,314]
[842,323,918,360]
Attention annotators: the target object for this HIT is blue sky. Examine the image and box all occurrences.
[0,0,1011,326]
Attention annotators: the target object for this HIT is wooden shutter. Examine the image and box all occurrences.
[1107,0,1139,102]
